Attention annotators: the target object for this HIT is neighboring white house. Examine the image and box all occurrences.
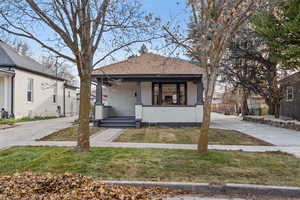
[0,40,79,118]
[92,53,204,128]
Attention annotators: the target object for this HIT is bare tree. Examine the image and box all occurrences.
[164,0,262,153]
[15,41,30,56]
[42,56,78,86]
[0,0,160,152]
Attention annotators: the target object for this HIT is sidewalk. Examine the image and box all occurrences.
[0,116,76,150]
[211,113,300,146]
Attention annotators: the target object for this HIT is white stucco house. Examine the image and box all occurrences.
[0,41,79,119]
[92,53,204,128]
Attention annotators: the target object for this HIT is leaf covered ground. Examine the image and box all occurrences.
[0,172,186,200]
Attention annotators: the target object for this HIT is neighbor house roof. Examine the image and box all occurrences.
[280,72,300,85]
[93,53,203,76]
[0,41,64,81]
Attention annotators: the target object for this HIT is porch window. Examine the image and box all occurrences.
[27,78,33,102]
[152,82,187,105]
[286,86,294,102]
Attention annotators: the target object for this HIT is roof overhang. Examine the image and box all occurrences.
[0,65,66,81]
[92,73,202,83]
[0,68,15,77]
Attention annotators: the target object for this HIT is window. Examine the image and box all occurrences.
[152,82,187,105]
[68,91,71,98]
[53,84,57,103]
[27,78,33,102]
[286,86,294,102]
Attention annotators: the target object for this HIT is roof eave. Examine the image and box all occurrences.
[92,73,202,78]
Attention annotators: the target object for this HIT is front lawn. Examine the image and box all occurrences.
[0,146,299,187]
[38,125,104,141]
[115,127,271,146]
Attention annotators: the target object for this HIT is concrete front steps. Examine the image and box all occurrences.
[98,116,136,128]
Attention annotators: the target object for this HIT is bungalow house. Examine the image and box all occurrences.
[0,41,78,118]
[280,72,300,121]
[92,53,204,128]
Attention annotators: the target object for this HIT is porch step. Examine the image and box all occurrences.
[102,119,136,123]
[100,123,136,128]
[98,116,136,128]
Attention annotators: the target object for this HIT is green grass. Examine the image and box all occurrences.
[115,127,271,146]
[0,116,62,125]
[38,125,104,141]
[0,146,299,187]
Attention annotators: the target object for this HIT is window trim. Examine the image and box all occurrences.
[152,82,187,105]
[27,78,34,103]
[286,86,294,102]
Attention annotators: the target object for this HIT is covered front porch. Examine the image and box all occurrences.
[93,74,204,128]
[0,69,14,118]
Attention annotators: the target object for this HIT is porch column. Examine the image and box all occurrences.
[135,81,142,128]
[95,79,103,105]
[136,81,142,105]
[94,79,104,125]
[196,79,204,105]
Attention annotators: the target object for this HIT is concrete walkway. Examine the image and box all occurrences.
[210,113,300,146]
[91,128,124,143]
[0,116,76,150]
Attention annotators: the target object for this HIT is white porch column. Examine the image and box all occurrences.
[94,79,104,122]
[135,104,143,128]
[3,76,9,112]
[95,104,104,120]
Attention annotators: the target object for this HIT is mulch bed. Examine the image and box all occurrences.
[0,172,187,200]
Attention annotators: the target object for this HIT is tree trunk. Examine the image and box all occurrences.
[274,103,280,119]
[266,99,275,115]
[75,70,91,152]
[241,88,249,116]
[198,100,212,153]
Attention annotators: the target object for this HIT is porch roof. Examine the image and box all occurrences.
[93,53,203,80]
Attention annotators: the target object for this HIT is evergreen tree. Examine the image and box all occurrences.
[253,0,300,70]
[138,44,148,55]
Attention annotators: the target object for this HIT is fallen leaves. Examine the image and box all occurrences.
[0,172,186,200]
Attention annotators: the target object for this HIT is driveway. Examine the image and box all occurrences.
[210,113,300,147]
[0,116,76,150]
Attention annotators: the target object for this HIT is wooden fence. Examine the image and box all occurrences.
[211,104,237,115]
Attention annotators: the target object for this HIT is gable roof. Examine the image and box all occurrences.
[93,53,203,76]
[280,71,300,84]
[0,41,64,81]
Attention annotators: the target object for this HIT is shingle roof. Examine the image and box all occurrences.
[93,53,203,75]
[0,41,63,80]
[280,71,300,84]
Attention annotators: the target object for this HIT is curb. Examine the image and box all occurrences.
[100,180,300,198]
